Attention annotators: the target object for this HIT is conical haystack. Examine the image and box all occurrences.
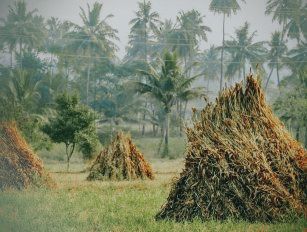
[0,122,54,190]
[87,132,154,181]
[156,75,306,222]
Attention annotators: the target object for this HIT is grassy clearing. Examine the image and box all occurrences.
[0,137,306,231]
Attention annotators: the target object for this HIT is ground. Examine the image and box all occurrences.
[0,137,306,232]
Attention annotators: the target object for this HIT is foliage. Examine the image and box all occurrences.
[42,93,98,169]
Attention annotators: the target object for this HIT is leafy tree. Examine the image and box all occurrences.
[135,52,200,156]
[67,2,118,105]
[210,0,245,91]
[265,31,287,89]
[42,93,98,170]
[224,22,267,81]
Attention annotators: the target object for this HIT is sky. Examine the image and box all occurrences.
[0,0,286,58]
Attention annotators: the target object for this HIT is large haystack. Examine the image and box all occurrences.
[156,75,307,222]
[87,132,154,181]
[0,122,53,190]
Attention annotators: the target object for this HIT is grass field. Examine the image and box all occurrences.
[0,137,306,232]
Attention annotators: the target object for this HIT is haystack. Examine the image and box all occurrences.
[156,75,307,222]
[87,132,154,180]
[0,122,54,190]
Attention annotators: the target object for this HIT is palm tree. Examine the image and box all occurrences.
[0,0,45,67]
[265,0,305,41]
[224,22,267,81]
[127,0,160,62]
[287,41,307,75]
[135,52,200,156]
[197,46,220,89]
[210,0,245,91]
[284,1,307,43]
[175,10,211,72]
[67,2,119,105]
[265,31,287,90]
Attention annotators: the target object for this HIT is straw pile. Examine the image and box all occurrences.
[87,132,154,181]
[0,122,54,190]
[156,75,307,222]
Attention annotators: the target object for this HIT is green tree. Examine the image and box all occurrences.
[127,0,160,62]
[265,31,287,89]
[175,10,211,72]
[265,0,306,42]
[197,46,220,89]
[42,93,98,170]
[210,0,245,91]
[135,52,200,156]
[67,2,118,105]
[0,1,45,67]
[224,22,267,81]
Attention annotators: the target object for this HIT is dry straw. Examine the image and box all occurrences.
[156,75,306,222]
[0,122,54,190]
[87,132,154,181]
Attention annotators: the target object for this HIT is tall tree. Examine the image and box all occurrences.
[127,0,160,62]
[0,0,45,67]
[265,31,287,89]
[135,52,200,156]
[175,10,211,72]
[224,22,267,81]
[209,0,245,91]
[67,2,119,105]
[197,46,220,89]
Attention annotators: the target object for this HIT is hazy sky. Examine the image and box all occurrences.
[0,0,284,58]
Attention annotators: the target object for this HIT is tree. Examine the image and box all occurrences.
[265,31,287,89]
[197,46,220,89]
[265,0,301,40]
[175,10,211,72]
[224,22,267,81]
[67,2,118,105]
[0,1,45,68]
[127,0,160,62]
[210,0,245,91]
[42,93,98,170]
[135,52,200,156]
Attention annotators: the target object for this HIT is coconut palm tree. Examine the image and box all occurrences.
[0,1,45,67]
[210,0,245,91]
[197,46,220,89]
[265,0,304,41]
[127,0,160,62]
[135,52,201,156]
[284,1,307,43]
[67,2,119,105]
[224,22,267,81]
[175,10,211,72]
[265,31,287,90]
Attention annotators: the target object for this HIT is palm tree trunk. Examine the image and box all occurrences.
[19,39,22,69]
[141,23,148,136]
[219,13,225,91]
[276,61,280,88]
[265,67,274,90]
[86,62,91,105]
[10,50,13,68]
[162,112,169,157]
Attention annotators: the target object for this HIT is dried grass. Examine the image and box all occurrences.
[0,121,54,190]
[87,132,154,181]
[156,75,307,222]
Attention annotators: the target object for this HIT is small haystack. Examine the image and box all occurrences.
[87,132,154,181]
[156,75,307,222]
[0,122,54,190]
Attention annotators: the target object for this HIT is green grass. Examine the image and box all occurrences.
[0,137,306,232]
